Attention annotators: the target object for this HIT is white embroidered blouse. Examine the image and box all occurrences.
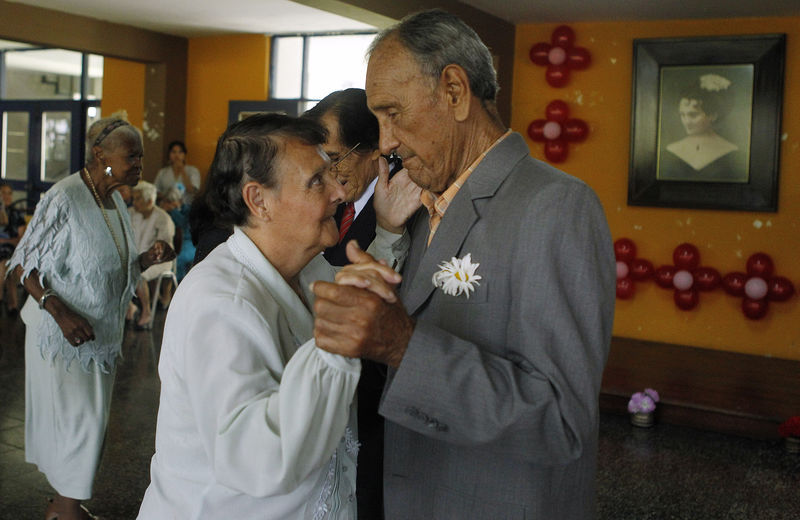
[8,172,140,371]
[139,227,374,519]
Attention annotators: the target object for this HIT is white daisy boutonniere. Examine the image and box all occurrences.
[432,253,482,298]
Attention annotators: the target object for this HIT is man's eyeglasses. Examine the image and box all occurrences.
[330,142,361,171]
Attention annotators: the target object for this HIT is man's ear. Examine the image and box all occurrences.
[441,64,472,122]
[242,181,271,222]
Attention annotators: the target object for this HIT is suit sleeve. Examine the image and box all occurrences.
[379,180,615,465]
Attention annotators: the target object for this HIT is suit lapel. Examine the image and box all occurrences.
[400,132,530,317]
[402,185,479,316]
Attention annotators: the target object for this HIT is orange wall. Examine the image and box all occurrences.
[514,17,800,361]
[101,56,145,128]
[185,34,270,178]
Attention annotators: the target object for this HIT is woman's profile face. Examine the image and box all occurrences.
[104,132,144,187]
[266,138,346,254]
[679,98,716,136]
[169,145,186,165]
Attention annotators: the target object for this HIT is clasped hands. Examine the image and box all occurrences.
[312,241,414,368]
[139,240,177,271]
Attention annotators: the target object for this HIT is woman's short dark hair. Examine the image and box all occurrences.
[191,113,326,235]
[167,140,187,154]
[302,88,378,153]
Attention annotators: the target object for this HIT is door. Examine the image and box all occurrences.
[0,99,100,211]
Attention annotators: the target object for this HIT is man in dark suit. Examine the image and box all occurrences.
[312,9,615,519]
[305,89,414,520]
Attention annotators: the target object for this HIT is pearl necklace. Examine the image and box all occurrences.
[82,168,126,272]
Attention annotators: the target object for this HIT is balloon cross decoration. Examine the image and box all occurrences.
[527,99,589,163]
[529,25,592,87]
[721,253,796,320]
[654,243,721,310]
[614,238,654,300]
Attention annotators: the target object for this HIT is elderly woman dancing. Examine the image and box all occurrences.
[138,113,412,519]
[8,117,174,520]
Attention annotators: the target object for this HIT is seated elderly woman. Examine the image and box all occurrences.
[127,180,175,328]
[137,113,409,519]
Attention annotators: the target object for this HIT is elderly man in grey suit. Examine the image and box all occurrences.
[312,9,615,519]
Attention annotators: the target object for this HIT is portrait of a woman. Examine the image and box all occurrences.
[658,69,752,183]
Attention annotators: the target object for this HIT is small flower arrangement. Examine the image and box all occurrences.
[432,253,482,298]
[628,388,660,414]
[700,73,731,92]
[778,416,800,438]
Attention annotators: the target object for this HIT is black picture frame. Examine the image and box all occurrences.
[628,34,785,211]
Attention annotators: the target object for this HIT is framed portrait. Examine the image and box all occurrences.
[628,34,785,211]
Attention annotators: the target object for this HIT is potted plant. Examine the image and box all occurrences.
[628,388,660,428]
[778,416,800,454]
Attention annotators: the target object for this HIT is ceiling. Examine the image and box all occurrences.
[7,0,800,38]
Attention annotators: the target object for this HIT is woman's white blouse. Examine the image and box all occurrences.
[138,227,361,520]
[8,173,140,371]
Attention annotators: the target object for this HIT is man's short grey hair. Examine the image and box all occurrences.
[368,9,499,103]
[133,180,157,206]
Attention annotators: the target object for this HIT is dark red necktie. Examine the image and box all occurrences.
[338,202,355,243]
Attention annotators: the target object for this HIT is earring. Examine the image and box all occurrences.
[104,166,112,176]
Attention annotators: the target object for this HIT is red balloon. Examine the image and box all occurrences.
[655,265,677,289]
[629,258,654,281]
[544,138,568,162]
[613,238,636,263]
[693,267,721,291]
[674,288,699,310]
[673,243,700,270]
[551,25,575,48]
[746,253,774,278]
[742,297,769,320]
[529,42,552,66]
[567,46,592,70]
[616,277,635,299]
[563,119,589,142]
[545,64,570,88]
[722,272,747,296]
[545,100,570,122]
[527,119,546,141]
[767,276,795,302]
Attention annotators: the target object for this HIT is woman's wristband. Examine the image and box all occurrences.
[39,288,57,310]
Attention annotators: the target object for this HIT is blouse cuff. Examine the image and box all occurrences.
[310,341,361,374]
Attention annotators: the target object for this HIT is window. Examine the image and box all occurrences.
[270,33,376,112]
[1,40,103,101]
[0,39,103,205]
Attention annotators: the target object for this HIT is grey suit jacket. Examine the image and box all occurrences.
[379,132,615,519]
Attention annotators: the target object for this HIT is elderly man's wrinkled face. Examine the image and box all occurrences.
[366,39,455,194]
[320,113,377,203]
